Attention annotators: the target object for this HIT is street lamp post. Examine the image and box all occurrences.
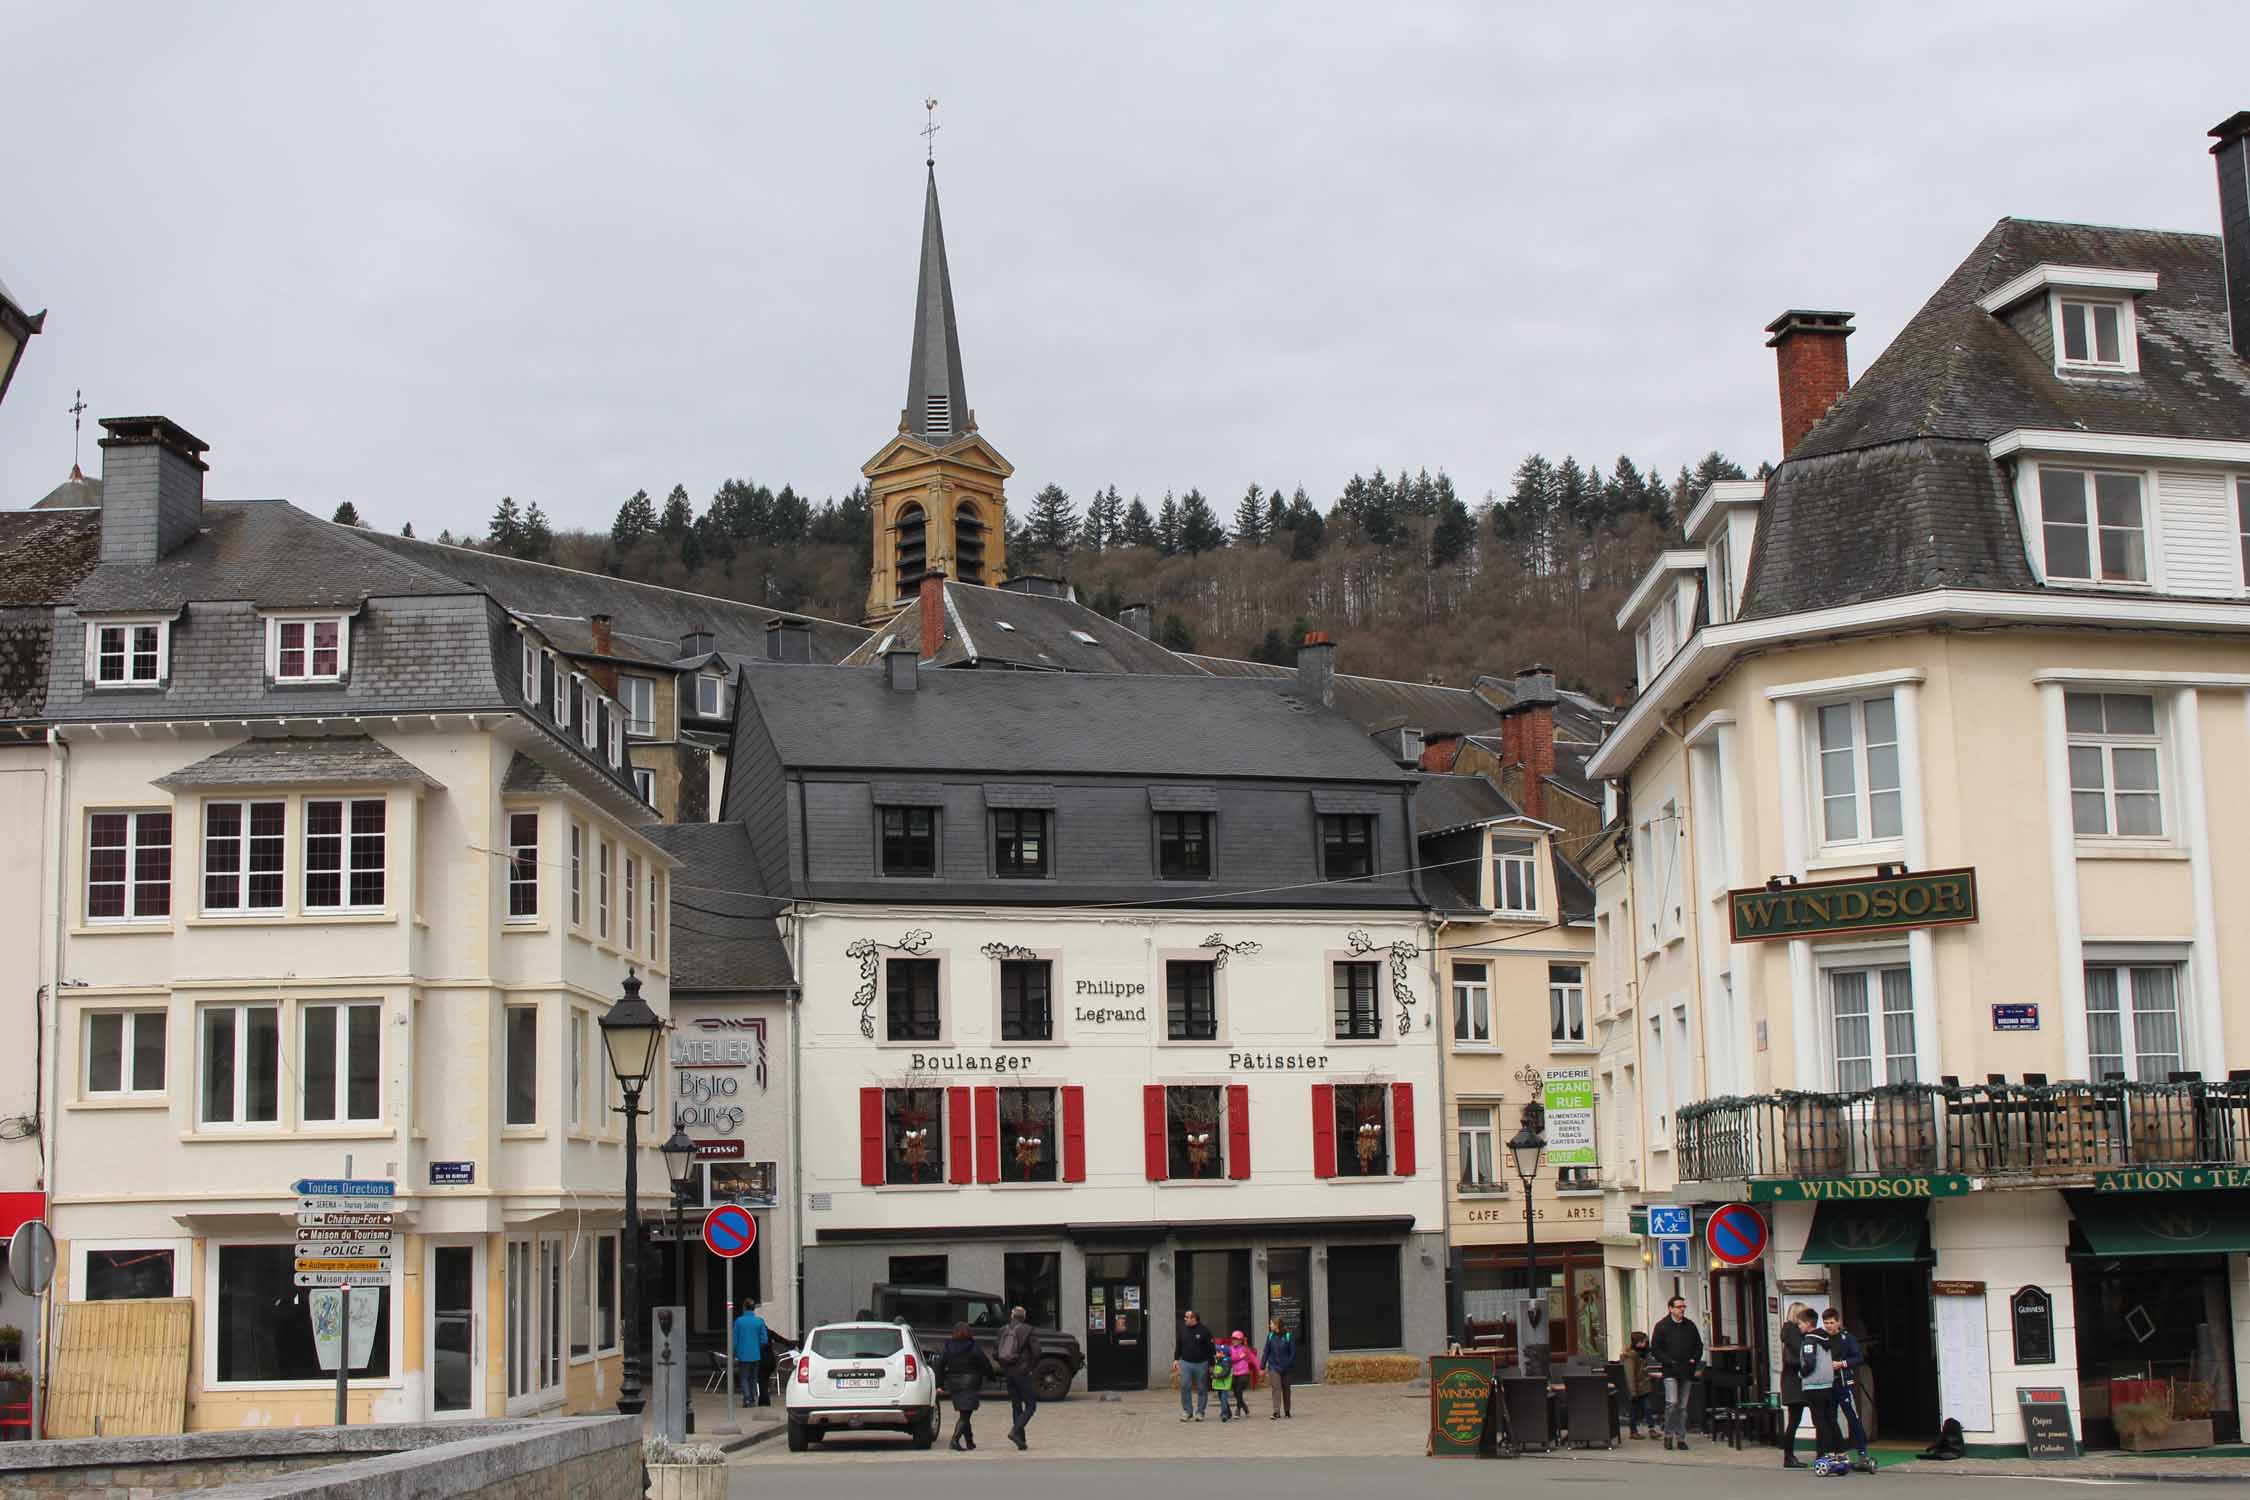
[1507,1099,1549,1348]
[660,1122,697,1435]
[599,970,666,1420]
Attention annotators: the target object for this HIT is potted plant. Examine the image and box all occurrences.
[0,1325,20,1363]
[644,1436,727,1500]
[0,1362,29,1412]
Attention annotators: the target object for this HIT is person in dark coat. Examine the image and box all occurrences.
[1779,1305,1814,1467]
[937,1322,996,1451]
[1648,1295,1704,1451]
[1172,1308,1217,1421]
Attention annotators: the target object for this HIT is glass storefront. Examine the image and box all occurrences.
[2072,1254,2239,1446]
[1458,1245,1606,1363]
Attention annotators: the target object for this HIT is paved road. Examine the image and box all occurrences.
[727,1453,2190,1498]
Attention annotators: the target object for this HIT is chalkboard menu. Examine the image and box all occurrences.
[1429,1354,1497,1458]
[2012,1286,2054,1366]
[2016,1386,2077,1459]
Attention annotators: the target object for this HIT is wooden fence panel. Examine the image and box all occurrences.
[47,1297,193,1437]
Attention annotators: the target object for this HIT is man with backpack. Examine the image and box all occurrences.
[1779,1305,1814,1467]
[1799,1309,1845,1464]
[996,1304,1038,1450]
[1823,1307,1876,1472]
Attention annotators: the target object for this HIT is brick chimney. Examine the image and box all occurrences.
[1505,663,1559,820]
[589,614,613,656]
[766,617,811,663]
[1764,310,1855,456]
[917,569,949,660]
[97,416,207,564]
[2212,112,2250,364]
[1296,631,1337,708]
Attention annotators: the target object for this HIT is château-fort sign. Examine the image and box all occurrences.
[1728,868,1979,944]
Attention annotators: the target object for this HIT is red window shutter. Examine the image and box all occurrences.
[1062,1086,1087,1182]
[975,1086,1000,1184]
[859,1088,885,1186]
[1311,1083,1337,1179]
[1143,1084,1169,1181]
[1392,1081,1416,1177]
[948,1085,974,1185]
[1226,1083,1251,1180]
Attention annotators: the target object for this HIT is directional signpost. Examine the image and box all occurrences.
[292,1176,396,1424]
[1648,1203,1693,1279]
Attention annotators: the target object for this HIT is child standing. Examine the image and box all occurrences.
[1209,1330,1236,1421]
[1224,1330,1260,1419]
[1622,1330,1657,1438]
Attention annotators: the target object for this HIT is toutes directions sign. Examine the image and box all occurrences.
[1729,868,1978,944]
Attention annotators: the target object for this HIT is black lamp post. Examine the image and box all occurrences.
[1507,1101,1548,1342]
[600,970,666,1419]
[660,1121,697,1434]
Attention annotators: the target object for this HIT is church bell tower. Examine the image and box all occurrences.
[863,156,1012,625]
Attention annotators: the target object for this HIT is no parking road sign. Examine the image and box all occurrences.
[1706,1203,1769,1266]
[702,1203,757,1259]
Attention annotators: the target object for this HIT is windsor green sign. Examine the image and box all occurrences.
[1751,1174,1970,1202]
[1729,868,1979,944]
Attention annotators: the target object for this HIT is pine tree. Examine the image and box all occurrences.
[400,521,415,538]
[1026,483,1077,557]
[1263,487,1285,540]
[1155,492,1181,556]
[659,484,695,547]
[437,528,455,544]
[1249,627,1289,664]
[487,495,523,553]
[1082,486,1123,551]
[1232,484,1267,546]
[611,488,657,549]
[1430,494,1474,566]
[520,502,554,560]
[1178,489,1226,555]
[1158,613,1196,652]
[1121,497,1156,548]
[331,501,362,527]
[1282,488,1324,560]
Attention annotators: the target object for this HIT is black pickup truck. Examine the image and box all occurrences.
[859,1283,1084,1400]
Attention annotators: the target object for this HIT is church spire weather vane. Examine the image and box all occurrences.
[922,96,940,166]
[69,387,87,471]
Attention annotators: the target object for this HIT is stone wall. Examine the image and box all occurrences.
[1,1414,639,1500]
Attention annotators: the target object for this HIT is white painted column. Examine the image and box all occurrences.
[1717,721,1758,1091]
[1895,681,1942,1082]
[2171,689,2226,1075]
[2038,683,2089,1079]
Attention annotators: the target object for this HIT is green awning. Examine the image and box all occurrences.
[2068,1192,2250,1259]
[1798,1200,1932,1266]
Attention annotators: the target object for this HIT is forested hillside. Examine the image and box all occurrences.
[394,450,1757,702]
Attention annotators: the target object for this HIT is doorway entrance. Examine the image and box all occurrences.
[1840,1263,1938,1440]
[426,1239,484,1418]
[1084,1252,1149,1390]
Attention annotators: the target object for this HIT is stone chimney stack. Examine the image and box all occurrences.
[1296,631,1337,709]
[1118,603,1153,639]
[1764,310,1855,457]
[917,569,949,660]
[2212,112,2250,364]
[97,416,207,564]
[766,618,811,663]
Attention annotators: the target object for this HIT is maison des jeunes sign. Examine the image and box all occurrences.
[1729,868,1978,944]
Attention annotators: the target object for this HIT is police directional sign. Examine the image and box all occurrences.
[703,1203,757,1260]
[1658,1238,1691,1271]
[1706,1203,1769,1266]
[1646,1205,1692,1239]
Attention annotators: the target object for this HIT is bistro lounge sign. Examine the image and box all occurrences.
[1729,868,1979,944]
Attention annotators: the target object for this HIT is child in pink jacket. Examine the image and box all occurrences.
[1224,1331,1261,1419]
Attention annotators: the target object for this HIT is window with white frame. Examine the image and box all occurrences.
[569,1009,587,1130]
[1549,962,1588,1045]
[505,1003,537,1127]
[2085,960,2184,1083]
[1457,1103,1499,1192]
[569,822,583,927]
[647,872,662,965]
[85,1009,166,1095]
[504,1233,564,1403]
[624,855,637,952]
[2066,691,2164,838]
[555,666,571,730]
[1814,695,1902,846]
[597,839,611,939]
[1452,961,1491,1044]
[1491,835,1538,914]
[632,767,655,803]
[216,1244,390,1381]
[269,616,347,681]
[1709,535,1733,624]
[578,680,597,749]
[2039,467,2147,585]
[2056,296,2129,369]
[87,809,171,921]
[1825,962,1915,1091]
[202,800,285,913]
[301,1001,381,1123]
[2238,477,2249,584]
[522,637,540,703]
[696,673,725,718]
[199,1003,279,1126]
[607,712,622,769]
[89,620,166,686]
[619,675,656,737]
[507,811,538,919]
[304,797,384,910]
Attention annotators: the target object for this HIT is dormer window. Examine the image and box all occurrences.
[2057,297,2128,369]
[1975,264,2154,375]
[268,616,347,682]
[89,619,168,687]
[696,672,726,718]
[2038,467,2147,585]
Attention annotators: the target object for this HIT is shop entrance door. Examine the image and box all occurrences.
[1267,1248,1310,1357]
[1084,1252,1149,1391]
[1841,1263,1938,1440]
[426,1239,484,1418]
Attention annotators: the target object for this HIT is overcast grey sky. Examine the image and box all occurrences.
[4,3,2247,535]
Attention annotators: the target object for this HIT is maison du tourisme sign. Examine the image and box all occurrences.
[1729,868,1979,944]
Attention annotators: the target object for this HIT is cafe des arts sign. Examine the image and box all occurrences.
[1729,867,1978,944]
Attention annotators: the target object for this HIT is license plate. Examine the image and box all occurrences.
[835,1372,882,1386]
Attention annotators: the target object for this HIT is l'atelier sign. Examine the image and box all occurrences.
[1729,868,1979,943]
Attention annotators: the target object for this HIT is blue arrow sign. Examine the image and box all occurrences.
[292,1179,396,1198]
[1647,1205,1691,1238]
[1659,1238,1690,1271]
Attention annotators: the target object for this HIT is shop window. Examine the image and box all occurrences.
[1166,959,1218,1041]
[993,809,1049,877]
[2085,962,2184,1082]
[999,1087,1058,1182]
[1165,1085,1225,1178]
[202,800,285,913]
[884,1088,947,1184]
[1325,1245,1402,1350]
[87,809,171,922]
[216,1244,389,1381]
[570,1236,592,1358]
[1320,814,1373,881]
[1332,961,1381,1040]
[886,958,941,1042]
[1176,1248,1253,1345]
[85,1009,166,1096]
[85,1247,176,1300]
[1333,1084,1391,1177]
[1004,1252,1062,1334]
[198,1004,279,1126]
[1000,959,1052,1041]
[1452,961,1491,1044]
[1157,812,1212,880]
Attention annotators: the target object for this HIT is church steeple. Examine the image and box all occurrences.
[904,165,970,442]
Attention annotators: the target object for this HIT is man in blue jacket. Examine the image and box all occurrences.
[1822,1308,1875,1472]
[732,1300,770,1407]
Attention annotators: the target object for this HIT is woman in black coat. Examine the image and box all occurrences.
[938,1322,996,1451]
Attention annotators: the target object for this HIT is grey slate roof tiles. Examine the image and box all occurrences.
[850,581,1201,675]
[154,734,444,790]
[643,820,795,992]
[1412,772,1522,835]
[68,501,472,613]
[0,510,103,605]
[1185,654,1507,738]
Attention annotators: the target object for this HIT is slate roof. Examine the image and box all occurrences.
[736,662,1419,782]
[1412,772,1523,835]
[848,580,1199,674]
[68,500,471,613]
[643,821,794,992]
[154,734,444,790]
[31,467,101,511]
[354,529,870,664]
[1185,654,1506,738]
[1741,218,2250,620]
[0,607,57,721]
[0,510,101,604]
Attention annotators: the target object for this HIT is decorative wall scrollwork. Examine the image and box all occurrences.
[845,929,934,1039]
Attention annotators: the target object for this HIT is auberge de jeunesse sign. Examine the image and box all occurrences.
[1728,868,1978,944]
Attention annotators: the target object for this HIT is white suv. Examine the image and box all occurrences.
[784,1320,937,1450]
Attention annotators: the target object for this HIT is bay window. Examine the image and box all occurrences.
[569,822,583,927]
[507,811,539,919]
[202,800,285,913]
[624,855,637,951]
[199,1003,280,1126]
[597,839,611,938]
[505,1003,538,1127]
[304,797,384,910]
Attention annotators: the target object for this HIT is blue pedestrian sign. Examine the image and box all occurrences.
[1659,1237,1691,1271]
[1647,1205,1691,1239]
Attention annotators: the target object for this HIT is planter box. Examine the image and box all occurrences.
[650,1463,728,1500]
[2120,1418,2213,1452]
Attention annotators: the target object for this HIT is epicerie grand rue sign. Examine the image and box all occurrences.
[1729,868,1979,944]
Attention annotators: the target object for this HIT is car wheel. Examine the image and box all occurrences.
[1032,1358,1073,1402]
[786,1417,810,1453]
[911,1408,937,1449]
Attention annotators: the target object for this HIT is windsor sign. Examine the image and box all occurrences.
[1729,868,1979,944]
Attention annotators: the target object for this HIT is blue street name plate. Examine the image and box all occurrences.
[428,1161,475,1186]
[1659,1238,1691,1271]
[1647,1205,1691,1238]
[1993,1004,2040,1031]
